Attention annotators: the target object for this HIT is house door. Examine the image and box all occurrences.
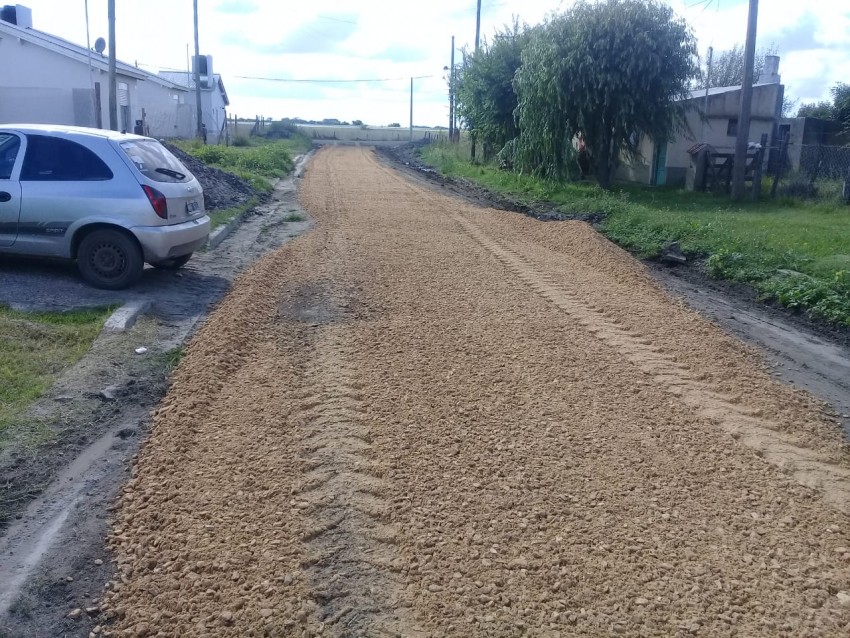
[652,141,667,186]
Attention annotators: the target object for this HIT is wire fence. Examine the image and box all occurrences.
[769,141,850,201]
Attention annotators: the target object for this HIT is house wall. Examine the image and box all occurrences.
[199,88,228,142]
[0,27,194,138]
[659,83,782,186]
[780,117,846,170]
[133,79,194,138]
[0,35,120,126]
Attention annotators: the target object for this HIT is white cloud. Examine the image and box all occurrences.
[17,0,850,125]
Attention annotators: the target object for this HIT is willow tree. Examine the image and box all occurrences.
[455,22,531,159]
[514,0,699,188]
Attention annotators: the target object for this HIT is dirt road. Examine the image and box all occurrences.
[101,147,850,637]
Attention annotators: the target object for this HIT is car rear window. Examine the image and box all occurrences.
[21,135,113,181]
[120,140,191,183]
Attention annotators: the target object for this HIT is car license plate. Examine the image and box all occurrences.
[186,200,200,213]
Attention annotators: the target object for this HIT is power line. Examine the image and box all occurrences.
[316,15,358,25]
[234,74,434,83]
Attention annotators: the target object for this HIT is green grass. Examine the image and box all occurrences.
[207,197,260,232]
[421,142,850,326]
[161,345,185,372]
[283,212,306,222]
[0,306,112,446]
[172,138,308,190]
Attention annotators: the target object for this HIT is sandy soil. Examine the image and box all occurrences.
[100,147,850,637]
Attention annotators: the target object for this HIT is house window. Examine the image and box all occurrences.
[727,118,738,137]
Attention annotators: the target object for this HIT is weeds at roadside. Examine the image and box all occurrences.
[283,213,306,222]
[161,346,185,373]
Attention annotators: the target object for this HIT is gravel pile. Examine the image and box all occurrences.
[101,147,850,637]
[164,143,258,211]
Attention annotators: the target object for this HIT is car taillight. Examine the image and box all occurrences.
[142,185,168,219]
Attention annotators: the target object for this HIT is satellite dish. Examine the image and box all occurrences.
[94,37,106,54]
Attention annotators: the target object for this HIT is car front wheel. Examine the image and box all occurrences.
[77,229,144,290]
[149,253,193,270]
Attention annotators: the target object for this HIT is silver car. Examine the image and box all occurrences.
[0,124,210,289]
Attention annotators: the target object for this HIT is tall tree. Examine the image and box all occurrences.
[514,0,699,188]
[798,101,834,119]
[696,44,777,89]
[832,83,850,132]
[455,21,531,158]
[797,83,850,130]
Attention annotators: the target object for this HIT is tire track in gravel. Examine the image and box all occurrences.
[287,325,417,637]
[280,147,420,636]
[451,214,850,513]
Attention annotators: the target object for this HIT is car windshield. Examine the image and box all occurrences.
[120,140,191,183]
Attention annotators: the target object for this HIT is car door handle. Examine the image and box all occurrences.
[0,192,11,203]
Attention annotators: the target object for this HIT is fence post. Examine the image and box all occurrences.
[770,131,789,198]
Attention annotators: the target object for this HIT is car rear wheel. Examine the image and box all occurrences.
[77,229,143,290]
[150,253,193,270]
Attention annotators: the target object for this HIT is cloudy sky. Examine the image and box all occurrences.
[22,0,850,126]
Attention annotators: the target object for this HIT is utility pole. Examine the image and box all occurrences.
[107,0,117,131]
[731,0,759,200]
[701,46,713,142]
[475,0,482,50]
[409,77,414,142]
[449,36,455,143]
[193,0,203,140]
[471,0,482,160]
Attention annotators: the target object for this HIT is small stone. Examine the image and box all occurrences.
[134,346,148,355]
[85,606,100,615]
[635,597,649,605]
[65,576,74,582]
[428,584,444,592]
[220,611,234,624]
[68,608,83,620]
[94,559,104,566]
[259,608,274,618]
[283,574,293,586]
[837,591,850,606]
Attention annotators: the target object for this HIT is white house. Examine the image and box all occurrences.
[0,4,195,138]
[618,56,784,186]
[159,64,231,144]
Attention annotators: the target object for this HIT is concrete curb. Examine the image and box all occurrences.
[102,300,151,333]
[207,208,250,251]
[206,151,314,251]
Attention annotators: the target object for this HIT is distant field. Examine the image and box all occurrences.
[231,121,448,143]
[294,124,447,143]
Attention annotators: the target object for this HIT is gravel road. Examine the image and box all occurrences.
[101,147,850,637]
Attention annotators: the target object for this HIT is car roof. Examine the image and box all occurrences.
[0,124,146,142]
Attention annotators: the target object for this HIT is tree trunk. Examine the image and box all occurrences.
[597,137,613,190]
